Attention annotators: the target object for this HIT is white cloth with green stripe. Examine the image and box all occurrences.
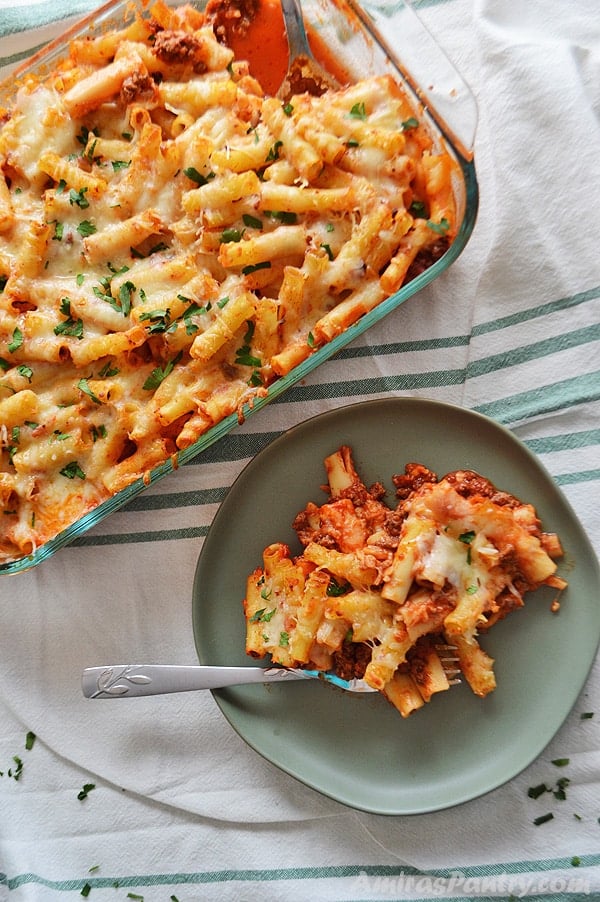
[1,0,599,899]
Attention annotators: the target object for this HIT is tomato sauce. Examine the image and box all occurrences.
[225,0,350,96]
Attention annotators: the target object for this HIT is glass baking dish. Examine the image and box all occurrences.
[0,0,478,575]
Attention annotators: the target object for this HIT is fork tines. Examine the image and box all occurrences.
[434,642,462,684]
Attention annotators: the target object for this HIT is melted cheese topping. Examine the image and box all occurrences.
[244,449,564,710]
[0,2,457,564]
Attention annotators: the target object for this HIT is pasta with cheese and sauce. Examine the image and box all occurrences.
[0,0,457,564]
[243,447,566,717]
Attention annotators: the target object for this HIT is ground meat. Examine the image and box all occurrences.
[405,237,450,282]
[333,641,372,681]
[393,463,438,501]
[444,469,520,508]
[383,508,407,537]
[120,72,157,105]
[368,481,387,501]
[205,0,259,43]
[152,30,208,72]
[336,480,388,534]
[279,57,333,98]
[291,509,313,546]
[310,531,338,549]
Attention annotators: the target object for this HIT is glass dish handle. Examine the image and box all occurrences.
[359,0,478,161]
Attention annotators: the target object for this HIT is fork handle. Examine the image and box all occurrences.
[81,664,307,699]
[280,0,312,59]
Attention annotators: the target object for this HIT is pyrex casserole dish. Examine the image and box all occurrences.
[0,0,478,574]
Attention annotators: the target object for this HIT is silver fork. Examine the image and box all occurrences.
[277,0,340,100]
[82,643,461,699]
[81,663,376,699]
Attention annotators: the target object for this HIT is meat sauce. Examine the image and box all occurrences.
[205,0,350,95]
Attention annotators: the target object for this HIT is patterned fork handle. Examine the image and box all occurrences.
[81,664,376,698]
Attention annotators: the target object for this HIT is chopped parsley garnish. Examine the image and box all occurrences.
[266,140,283,162]
[327,577,350,597]
[81,884,91,898]
[118,281,135,316]
[17,365,33,382]
[427,217,450,236]
[250,607,276,623]
[98,361,119,378]
[54,299,84,340]
[143,351,182,391]
[69,187,89,209]
[265,210,297,225]
[179,301,206,335]
[8,327,23,353]
[86,138,100,164]
[112,159,131,171]
[409,200,428,218]
[235,348,261,367]
[77,782,96,800]
[77,220,97,237]
[78,378,102,404]
[94,286,118,311]
[242,261,271,275]
[458,530,476,544]
[76,125,99,148]
[458,530,475,564]
[282,102,294,116]
[91,425,107,442]
[60,461,86,480]
[25,731,36,751]
[139,308,172,334]
[349,101,367,120]
[533,812,554,826]
[108,262,130,276]
[552,757,570,767]
[581,711,594,719]
[320,243,334,260]
[94,276,133,316]
[149,242,169,256]
[401,116,419,131]
[221,227,244,243]
[235,320,262,368]
[183,167,214,185]
[279,631,290,647]
[527,783,549,799]
[553,776,570,800]
[6,755,23,781]
[52,220,64,241]
[307,331,316,348]
[242,213,263,230]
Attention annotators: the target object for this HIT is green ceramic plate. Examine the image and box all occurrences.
[192,398,600,815]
